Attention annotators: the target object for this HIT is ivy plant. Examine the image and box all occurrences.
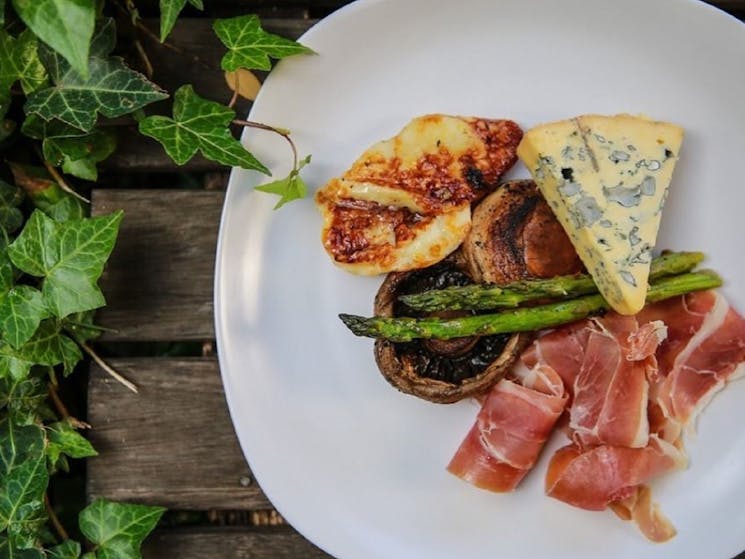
[0,1,313,556]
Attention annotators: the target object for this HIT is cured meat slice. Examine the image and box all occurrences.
[569,315,665,448]
[520,321,591,397]
[610,485,677,543]
[545,435,687,511]
[447,358,566,492]
[639,291,745,426]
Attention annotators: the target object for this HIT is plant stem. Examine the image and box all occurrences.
[400,251,705,311]
[340,270,722,341]
[228,71,240,109]
[48,383,91,429]
[45,493,69,542]
[233,119,298,170]
[81,342,138,393]
[38,152,90,204]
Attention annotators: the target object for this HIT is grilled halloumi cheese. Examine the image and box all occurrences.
[315,115,522,275]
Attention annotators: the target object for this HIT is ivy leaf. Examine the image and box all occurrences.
[25,19,167,133]
[10,0,95,79]
[0,374,47,425]
[8,210,123,318]
[139,85,268,172]
[79,499,165,559]
[47,541,81,559]
[46,420,97,470]
[159,0,203,42]
[20,115,87,141]
[0,181,23,235]
[0,418,47,550]
[0,29,47,115]
[9,164,84,223]
[213,14,314,71]
[255,155,311,209]
[0,286,50,349]
[0,320,82,378]
[43,129,116,181]
[0,540,45,558]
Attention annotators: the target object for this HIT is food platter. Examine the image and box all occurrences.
[213,1,745,558]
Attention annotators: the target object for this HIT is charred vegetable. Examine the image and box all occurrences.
[399,251,704,312]
[342,270,723,342]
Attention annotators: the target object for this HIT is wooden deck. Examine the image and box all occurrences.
[86,2,745,557]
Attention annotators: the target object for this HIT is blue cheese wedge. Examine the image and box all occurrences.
[517,114,684,315]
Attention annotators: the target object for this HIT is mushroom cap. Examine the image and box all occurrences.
[372,259,530,404]
[463,180,583,284]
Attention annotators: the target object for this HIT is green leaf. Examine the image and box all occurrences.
[10,0,95,79]
[138,85,268,172]
[0,286,50,349]
[255,154,311,209]
[43,129,116,181]
[0,29,47,114]
[0,418,47,550]
[47,541,81,559]
[8,210,123,317]
[79,499,165,559]
[0,181,23,234]
[9,164,84,223]
[24,19,167,133]
[0,374,47,425]
[0,321,82,378]
[213,14,314,71]
[20,115,87,141]
[0,539,45,559]
[0,232,14,295]
[46,421,97,469]
[159,0,203,42]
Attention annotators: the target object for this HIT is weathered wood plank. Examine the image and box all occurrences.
[143,527,332,559]
[87,357,270,509]
[92,189,221,341]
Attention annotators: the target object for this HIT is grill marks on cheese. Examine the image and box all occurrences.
[517,114,684,315]
[316,115,522,275]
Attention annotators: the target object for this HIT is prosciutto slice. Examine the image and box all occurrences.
[569,316,666,448]
[639,291,745,427]
[447,356,566,492]
[545,435,687,511]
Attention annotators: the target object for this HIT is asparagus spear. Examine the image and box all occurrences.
[399,251,705,311]
[340,270,722,342]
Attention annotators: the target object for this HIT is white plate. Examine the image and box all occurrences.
[214,1,745,558]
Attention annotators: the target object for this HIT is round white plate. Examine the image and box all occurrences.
[214,1,745,558]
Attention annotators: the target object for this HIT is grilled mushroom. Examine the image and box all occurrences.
[372,180,583,404]
[373,256,530,403]
[463,180,583,283]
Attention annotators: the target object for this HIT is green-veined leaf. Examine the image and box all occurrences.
[47,541,81,559]
[9,164,84,223]
[43,129,116,181]
[24,19,167,132]
[0,374,47,425]
[0,286,50,349]
[62,311,102,344]
[0,320,82,378]
[8,210,123,317]
[79,499,165,559]
[21,115,88,141]
[213,14,314,71]
[159,0,203,42]
[0,418,47,550]
[46,420,97,471]
[10,0,95,78]
[138,85,268,171]
[0,29,47,115]
[255,154,311,209]
[0,538,45,558]
[0,181,23,234]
